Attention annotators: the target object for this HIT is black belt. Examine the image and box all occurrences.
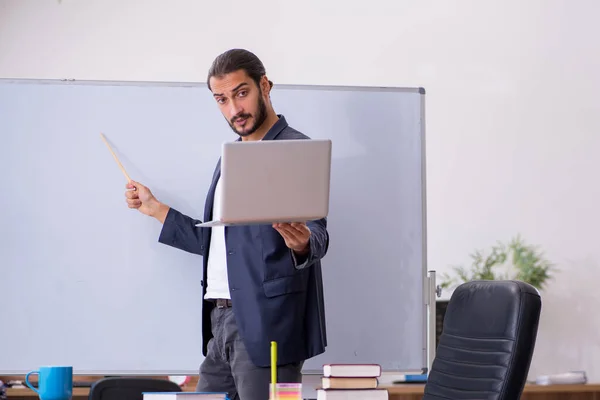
[213,299,232,308]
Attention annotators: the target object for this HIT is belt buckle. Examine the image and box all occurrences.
[216,299,230,308]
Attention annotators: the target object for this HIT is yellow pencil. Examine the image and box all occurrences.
[271,341,277,399]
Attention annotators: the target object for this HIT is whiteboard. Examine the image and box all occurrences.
[0,79,427,374]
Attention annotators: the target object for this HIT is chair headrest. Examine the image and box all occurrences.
[444,280,541,340]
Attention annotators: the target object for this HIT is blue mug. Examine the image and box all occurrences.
[25,366,73,400]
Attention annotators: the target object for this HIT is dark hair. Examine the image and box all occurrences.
[207,48,273,91]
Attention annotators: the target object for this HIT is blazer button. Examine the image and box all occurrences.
[200,280,204,287]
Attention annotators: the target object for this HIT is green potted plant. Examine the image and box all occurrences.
[434,235,555,348]
[439,234,555,291]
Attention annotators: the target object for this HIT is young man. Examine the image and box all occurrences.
[124,49,329,400]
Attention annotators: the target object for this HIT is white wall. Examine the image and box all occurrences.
[2,0,600,382]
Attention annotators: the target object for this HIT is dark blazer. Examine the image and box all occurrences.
[157,115,329,367]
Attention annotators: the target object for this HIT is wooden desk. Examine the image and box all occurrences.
[5,384,600,400]
[385,384,600,400]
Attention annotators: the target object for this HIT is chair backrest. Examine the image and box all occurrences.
[88,377,181,400]
[423,280,542,400]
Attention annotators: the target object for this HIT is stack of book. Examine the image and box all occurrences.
[316,364,388,399]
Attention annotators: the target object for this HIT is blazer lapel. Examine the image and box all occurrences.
[203,158,221,222]
[262,114,288,141]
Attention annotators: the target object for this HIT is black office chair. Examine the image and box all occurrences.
[88,377,182,400]
[423,280,542,400]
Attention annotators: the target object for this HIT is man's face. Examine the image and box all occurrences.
[210,69,268,137]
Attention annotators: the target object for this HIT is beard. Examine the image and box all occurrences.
[227,94,268,138]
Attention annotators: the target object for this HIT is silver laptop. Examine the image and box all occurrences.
[195,139,332,227]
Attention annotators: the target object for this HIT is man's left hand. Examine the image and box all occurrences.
[273,222,311,254]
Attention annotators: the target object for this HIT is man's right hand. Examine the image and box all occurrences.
[125,180,170,223]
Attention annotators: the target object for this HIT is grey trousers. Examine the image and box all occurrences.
[196,305,303,400]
